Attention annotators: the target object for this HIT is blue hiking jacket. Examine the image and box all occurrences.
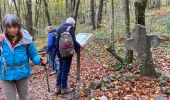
[0,29,41,80]
[46,29,58,53]
[56,23,81,59]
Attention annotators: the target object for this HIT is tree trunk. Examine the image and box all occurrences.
[18,0,21,19]
[134,0,147,26]
[13,0,20,19]
[71,0,76,13]
[65,0,69,17]
[157,0,161,8]
[22,0,27,26]
[3,0,6,14]
[34,0,42,37]
[90,0,96,30]
[97,0,104,28]
[124,0,133,64]
[74,0,80,22]
[107,0,124,64]
[168,0,170,6]
[43,0,51,26]
[26,0,34,37]
[110,0,114,44]
[0,7,3,33]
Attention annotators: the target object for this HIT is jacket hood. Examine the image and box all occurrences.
[19,28,33,45]
[3,28,32,46]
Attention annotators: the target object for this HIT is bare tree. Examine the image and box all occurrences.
[147,0,160,9]
[13,0,20,19]
[3,0,6,14]
[90,0,96,30]
[26,0,34,37]
[107,0,124,64]
[43,0,51,26]
[110,0,114,47]
[21,0,27,26]
[135,0,147,25]
[0,7,3,33]
[65,0,76,17]
[18,0,21,18]
[34,0,42,36]
[97,0,104,28]
[73,0,80,22]
[65,0,69,17]
[124,0,133,64]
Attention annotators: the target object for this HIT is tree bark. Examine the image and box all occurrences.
[168,0,170,6]
[71,0,76,13]
[22,0,27,26]
[110,0,114,45]
[134,0,147,26]
[34,0,41,28]
[65,0,69,17]
[124,0,133,64]
[34,0,42,37]
[74,0,80,22]
[107,0,125,64]
[90,0,96,30]
[97,0,104,28]
[18,0,21,19]
[43,0,52,26]
[26,0,34,37]
[13,0,20,19]
[0,8,3,33]
[3,0,6,14]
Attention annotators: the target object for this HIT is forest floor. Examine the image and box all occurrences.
[0,7,170,100]
[1,36,169,100]
[29,37,170,99]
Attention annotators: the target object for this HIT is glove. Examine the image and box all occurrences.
[40,56,48,66]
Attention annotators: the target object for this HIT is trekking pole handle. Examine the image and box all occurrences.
[40,53,48,66]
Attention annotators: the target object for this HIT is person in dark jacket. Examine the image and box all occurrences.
[56,17,81,94]
[46,26,59,74]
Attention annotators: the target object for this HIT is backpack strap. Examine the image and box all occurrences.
[53,31,58,38]
[66,26,72,32]
[52,29,58,38]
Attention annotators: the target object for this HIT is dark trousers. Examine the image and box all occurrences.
[56,57,72,89]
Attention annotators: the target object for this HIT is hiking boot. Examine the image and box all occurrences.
[56,86,61,95]
[61,87,73,94]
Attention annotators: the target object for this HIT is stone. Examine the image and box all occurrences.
[125,24,160,77]
[89,81,102,90]
[155,95,164,100]
[100,95,108,100]
[166,88,170,95]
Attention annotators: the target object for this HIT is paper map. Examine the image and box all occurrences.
[76,33,93,46]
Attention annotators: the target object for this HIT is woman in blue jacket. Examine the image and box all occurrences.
[0,14,47,100]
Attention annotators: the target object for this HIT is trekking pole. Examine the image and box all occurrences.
[41,53,52,100]
[76,50,81,96]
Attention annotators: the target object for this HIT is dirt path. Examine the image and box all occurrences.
[0,40,170,100]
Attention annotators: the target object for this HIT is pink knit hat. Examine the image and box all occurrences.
[66,17,76,25]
